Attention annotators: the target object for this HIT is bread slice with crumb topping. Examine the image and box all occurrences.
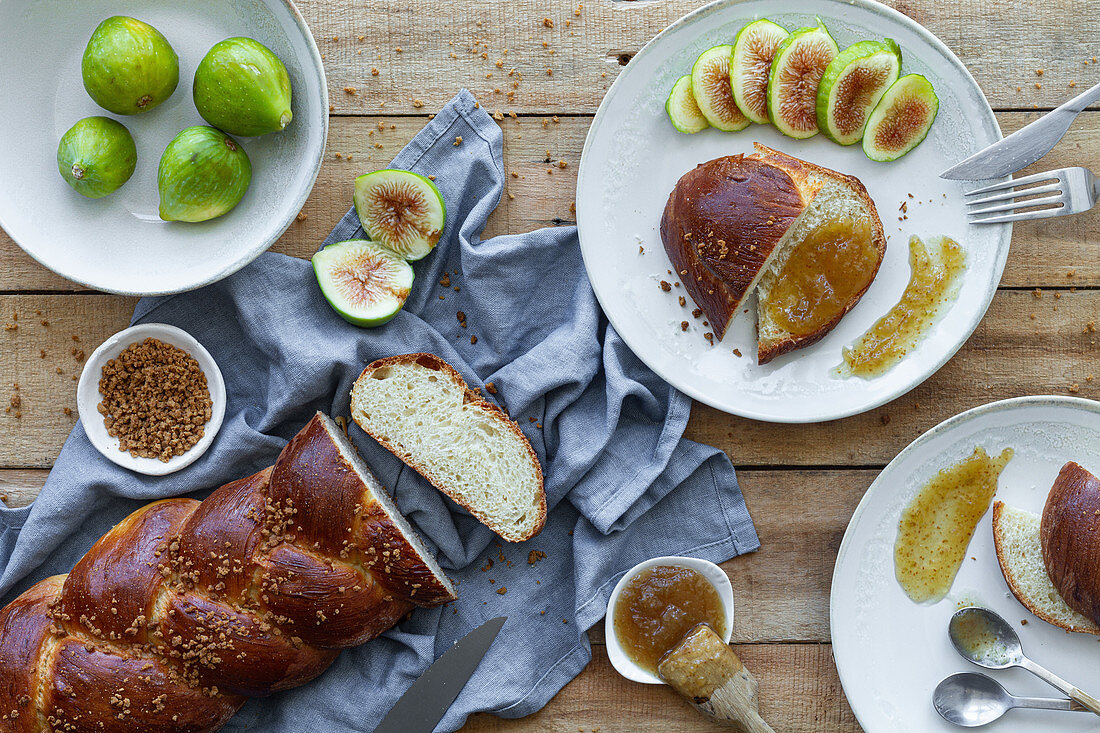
[350,354,545,542]
[991,501,1100,634]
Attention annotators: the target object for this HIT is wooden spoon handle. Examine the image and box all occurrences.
[657,624,776,732]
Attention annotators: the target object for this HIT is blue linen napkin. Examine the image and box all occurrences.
[0,89,759,731]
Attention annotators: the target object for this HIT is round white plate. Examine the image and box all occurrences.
[831,396,1100,733]
[0,0,327,295]
[76,323,227,475]
[576,0,1011,422]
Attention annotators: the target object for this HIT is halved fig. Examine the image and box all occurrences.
[312,240,414,327]
[690,45,750,132]
[767,23,838,138]
[863,74,939,161]
[353,169,446,261]
[730,19,789,125]
[666,75,709,134]
[817,39,901,145]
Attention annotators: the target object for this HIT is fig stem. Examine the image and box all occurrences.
[71,163,85,180]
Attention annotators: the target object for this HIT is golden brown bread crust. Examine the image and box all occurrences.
[750,144,887,364]
[0,575,67,732]
[0,412,456,731]
[660,155,805,337]
[354,353,547,542]
[1041,462,1100,626]
[991,501,1100,635]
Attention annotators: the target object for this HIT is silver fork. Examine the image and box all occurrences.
[966,167,1099,224]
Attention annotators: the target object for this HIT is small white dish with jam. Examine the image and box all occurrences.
[76,323,226,476]
[605,555,734,684]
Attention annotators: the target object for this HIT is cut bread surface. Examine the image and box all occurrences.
[351,354,546,542]
[317,411,457,600]
[750,145,886,364]
[991,501,1099,635]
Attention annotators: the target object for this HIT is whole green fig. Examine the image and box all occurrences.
[56,117,137,199]
[82,16,179,115]
[158,126,252,222]
[193,37,293,137]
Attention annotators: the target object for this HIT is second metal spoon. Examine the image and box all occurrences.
[948,606,1100,716]
[933,672,1087,727]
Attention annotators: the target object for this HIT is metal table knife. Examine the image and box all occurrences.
[374,616,506,733]
[941,80,1100,180]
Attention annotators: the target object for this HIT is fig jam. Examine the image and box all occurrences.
[764,217,878,337]
[612,565,726,674]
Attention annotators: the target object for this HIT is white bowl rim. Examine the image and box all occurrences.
[76,323,227,476]
[604,555,735,685]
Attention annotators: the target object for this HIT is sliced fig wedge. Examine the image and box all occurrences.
[730,19,789,125]
[767,22,839,139]
[666,75,709,133]
[690,45,750,132]
[312,240,414,327]
[863,74,939,161]
[817,39,902,145]
[353,169,446,261]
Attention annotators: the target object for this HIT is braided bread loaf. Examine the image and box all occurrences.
[0,413,456,732]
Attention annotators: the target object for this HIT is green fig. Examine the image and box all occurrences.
[81,16,179,115]
[56,117,137,199]
[193,37,293,137]
[158,126,251,222]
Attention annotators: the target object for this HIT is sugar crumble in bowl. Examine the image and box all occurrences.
[76,324,226,475]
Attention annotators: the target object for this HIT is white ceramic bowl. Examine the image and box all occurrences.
[76,323,227,476]
[604,555,735,684]
[0,0,328,295]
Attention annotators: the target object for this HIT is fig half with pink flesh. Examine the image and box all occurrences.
[730,19,789,125]
[312,240,414,327]
[863,74,939,161]
[767,22,838,139]
[817,39,902,145]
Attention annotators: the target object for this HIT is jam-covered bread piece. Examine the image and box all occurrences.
[660,143,886,363]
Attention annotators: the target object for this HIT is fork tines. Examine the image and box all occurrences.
[965,169,1074,224]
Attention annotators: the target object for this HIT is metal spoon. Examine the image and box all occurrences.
[948,607,1100,716]
[933,672,1087,726]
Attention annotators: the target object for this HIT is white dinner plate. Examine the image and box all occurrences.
[831,396,1100,732]
[0,0,327,295]
[576,0,1011,422]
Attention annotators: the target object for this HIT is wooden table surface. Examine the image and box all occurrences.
[2,0,1099,730]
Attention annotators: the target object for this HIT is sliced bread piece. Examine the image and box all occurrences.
[351,354,546,542]
[991,500,1100,635]
[751,144,886,363]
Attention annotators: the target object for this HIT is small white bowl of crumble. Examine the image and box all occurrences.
[77,323,226,476]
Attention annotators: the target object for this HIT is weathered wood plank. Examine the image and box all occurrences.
[0,469,46,508]
[296,0,1097,115]
[0,290,1096,468]
[462,642,857,732]
[2,111,1098,292]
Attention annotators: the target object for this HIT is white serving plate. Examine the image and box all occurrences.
[0,0,327,295]
[831,396,1100,732]
[576,0,1011,422]
[77,323,227,475]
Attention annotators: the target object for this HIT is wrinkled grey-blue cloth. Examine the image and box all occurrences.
[0,90,759,732]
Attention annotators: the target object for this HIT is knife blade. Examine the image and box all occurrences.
[374,616,506,733]
[940,80,1100,180]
